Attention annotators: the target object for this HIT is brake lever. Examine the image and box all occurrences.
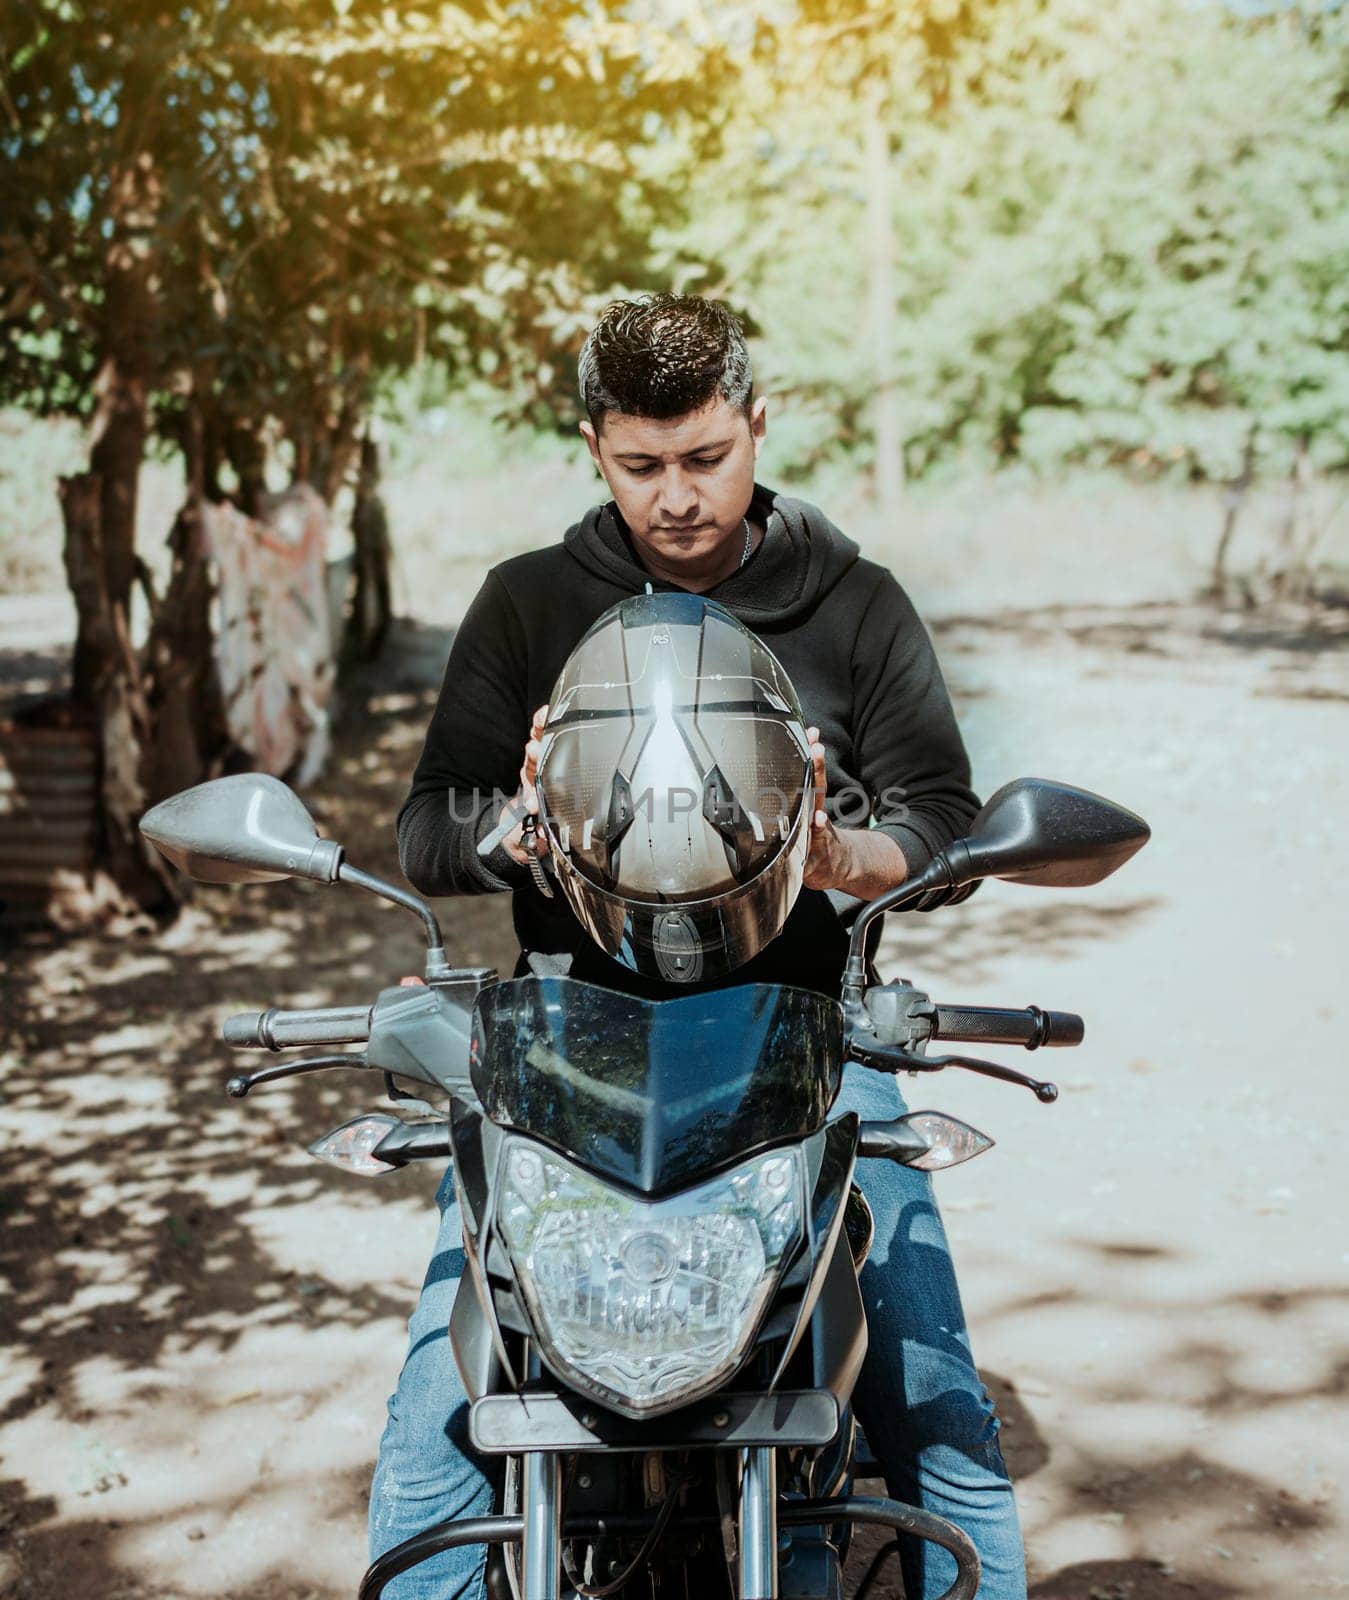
[925,1050,1059,1103]
[226,1053,373,1098]
[849,1039,1059,1103]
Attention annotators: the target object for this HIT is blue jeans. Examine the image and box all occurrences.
[370,1065,1026,1599]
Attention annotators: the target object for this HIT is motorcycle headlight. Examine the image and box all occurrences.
[496,1139,803,1417]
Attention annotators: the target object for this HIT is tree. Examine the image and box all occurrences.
[0,0,735,911]
[668,0,1349,494]
[661,0,1003,496]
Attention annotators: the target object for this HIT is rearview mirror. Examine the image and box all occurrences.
[139,774,344,886]
[943,777,1150,889]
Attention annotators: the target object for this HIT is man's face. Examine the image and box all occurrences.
[580,394,767,582]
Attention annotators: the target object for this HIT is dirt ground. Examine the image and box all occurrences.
[2,593,1346,1600]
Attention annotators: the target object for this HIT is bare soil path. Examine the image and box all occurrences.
[2,602,1345,1600]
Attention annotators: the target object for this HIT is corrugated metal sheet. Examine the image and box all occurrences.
[0,713,98,927]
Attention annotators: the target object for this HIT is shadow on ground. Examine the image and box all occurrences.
[1,611,1342,1599]
[934,598,1349,663]
[875,891,1166,989]
[844,1281,1343,1598]
[0,620,514,1598]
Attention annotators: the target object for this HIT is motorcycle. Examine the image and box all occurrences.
[140,771,1149,1600]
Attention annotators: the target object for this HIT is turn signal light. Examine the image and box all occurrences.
[307,1114,403,1176]
[903,1112,994,1171]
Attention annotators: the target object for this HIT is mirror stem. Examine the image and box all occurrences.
[337,863,452,980]
[841,857,952,1009]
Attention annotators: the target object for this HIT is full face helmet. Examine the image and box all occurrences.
[535,593,814,984]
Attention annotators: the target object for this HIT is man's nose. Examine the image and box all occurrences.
[658,467,699,522]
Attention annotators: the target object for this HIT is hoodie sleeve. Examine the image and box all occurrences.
[849,571,981,887]
[396,569,534,896]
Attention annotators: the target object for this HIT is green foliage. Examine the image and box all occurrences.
[3,0,1346,495]
[671,0,1349,481]
[0,0,735,480]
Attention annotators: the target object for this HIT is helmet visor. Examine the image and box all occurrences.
[539,593,811,902]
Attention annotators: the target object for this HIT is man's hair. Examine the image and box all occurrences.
[577,294,753,428]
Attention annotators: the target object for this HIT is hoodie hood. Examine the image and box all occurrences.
[561,482,860,627]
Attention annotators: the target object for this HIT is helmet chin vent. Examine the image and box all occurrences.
[652,910,704,983]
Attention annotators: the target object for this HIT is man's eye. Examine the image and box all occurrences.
[627,464,657,476]
[692,456,726,469]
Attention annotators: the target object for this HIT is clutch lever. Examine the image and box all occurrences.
[227,1053,374,1098]
[848,1037,1059,1104]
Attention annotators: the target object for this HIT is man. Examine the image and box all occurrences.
[379,295,1026,1598]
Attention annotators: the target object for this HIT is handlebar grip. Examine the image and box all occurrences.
[1039,1010,1085,1047]
[222,1012,266,1048]
[932,1004,1084,1050]
[222,1004,373,1051]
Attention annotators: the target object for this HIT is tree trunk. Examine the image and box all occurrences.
[59,472,175,913]
[1270,437,1314,602]
[346,435,393,663]
[291,427,313,489]
[224,420,268,517]
[308,388,364,506]
[1210,423,1258,602]
[74,150,160,705]
[56,140,185,915]
[201,411,226,505]
[864,78,904,517]
[141,407,230,804]
[72,353,149,704]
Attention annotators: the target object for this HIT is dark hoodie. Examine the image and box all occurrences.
[397,482,979,996]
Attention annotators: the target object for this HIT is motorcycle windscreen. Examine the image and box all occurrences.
[471,976,843,1196]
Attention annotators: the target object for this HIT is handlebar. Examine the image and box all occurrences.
[223,1004,373,1051]
[932,1004,1084,1050]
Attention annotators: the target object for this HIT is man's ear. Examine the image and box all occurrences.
[749,396,768,459]
[579,420,604,475]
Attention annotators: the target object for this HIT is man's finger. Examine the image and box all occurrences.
[522,711,548,783]
[518,706,550,796]
[519,761,539,811]
[524,704,548,777]
[808,735,827,828]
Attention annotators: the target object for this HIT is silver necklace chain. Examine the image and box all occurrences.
[739,516,753,569]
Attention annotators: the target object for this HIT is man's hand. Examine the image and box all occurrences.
[801,726,909,898]
[496,703,550,867]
